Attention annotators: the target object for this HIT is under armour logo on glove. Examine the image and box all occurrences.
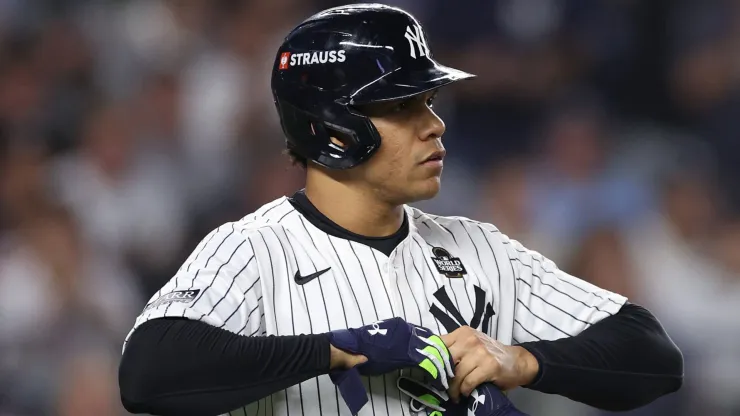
[367,321,388,336]
[468,389,487,415]
[400,380,529,416]
[327,318,454,415]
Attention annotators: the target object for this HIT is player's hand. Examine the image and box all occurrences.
[330,344,368,370]
[441,326,539,402]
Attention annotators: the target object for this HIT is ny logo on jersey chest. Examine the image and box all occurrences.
[430,285,494,334]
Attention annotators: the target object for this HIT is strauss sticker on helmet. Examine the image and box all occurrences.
[281,50,346,69]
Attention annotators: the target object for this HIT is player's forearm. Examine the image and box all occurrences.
[517,303,684,411]
[118,318,331,416]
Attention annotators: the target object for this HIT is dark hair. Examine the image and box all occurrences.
[285,147,308,169]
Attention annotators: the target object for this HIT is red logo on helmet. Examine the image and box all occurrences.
[279,52,291,70]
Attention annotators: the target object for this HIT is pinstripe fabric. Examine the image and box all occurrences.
[123,197,627,416]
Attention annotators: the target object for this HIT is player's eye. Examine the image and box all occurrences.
[385,92,437,115]
[426,91,438,108]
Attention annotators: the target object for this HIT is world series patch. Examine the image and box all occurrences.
[430,247,467,278]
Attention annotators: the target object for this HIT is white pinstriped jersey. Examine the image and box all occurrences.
[123,196,627,416]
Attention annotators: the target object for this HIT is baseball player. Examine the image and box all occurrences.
[119,4,683,416]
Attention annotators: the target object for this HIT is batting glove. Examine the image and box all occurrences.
[327,317,454,415]
[398,377,529,416]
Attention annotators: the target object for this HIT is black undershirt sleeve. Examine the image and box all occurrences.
[517,302,684,411]
[119,318,331,416]
[119,304,683,416]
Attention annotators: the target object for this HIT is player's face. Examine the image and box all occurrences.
[352,90,446,204]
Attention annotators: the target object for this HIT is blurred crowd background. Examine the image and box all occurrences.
[1,0,740,415]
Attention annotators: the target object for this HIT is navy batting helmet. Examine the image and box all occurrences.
[271,3,475,170]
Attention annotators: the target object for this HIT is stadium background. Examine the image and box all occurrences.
[1,0,740,415]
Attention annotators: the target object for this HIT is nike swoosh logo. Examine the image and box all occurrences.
[294,267,331,285]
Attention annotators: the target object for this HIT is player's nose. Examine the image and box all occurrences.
[419,107,446,141]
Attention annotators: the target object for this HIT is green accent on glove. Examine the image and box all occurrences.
[427,335,450,361]
[419,394,440,407]
[419,345,445,379]
[398,376,448,413]
[419,357,438,379]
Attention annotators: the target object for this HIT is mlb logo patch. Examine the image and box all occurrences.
[279,52,291,70]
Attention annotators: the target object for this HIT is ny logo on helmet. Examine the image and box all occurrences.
[404,25,429,59]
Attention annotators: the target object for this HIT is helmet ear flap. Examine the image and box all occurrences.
[319,121,359,154]
[277,97,381,169]
[299,115,357,159]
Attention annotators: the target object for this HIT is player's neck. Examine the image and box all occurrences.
[304,179,405,238]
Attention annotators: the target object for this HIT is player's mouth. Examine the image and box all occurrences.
[420,150,446,167]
